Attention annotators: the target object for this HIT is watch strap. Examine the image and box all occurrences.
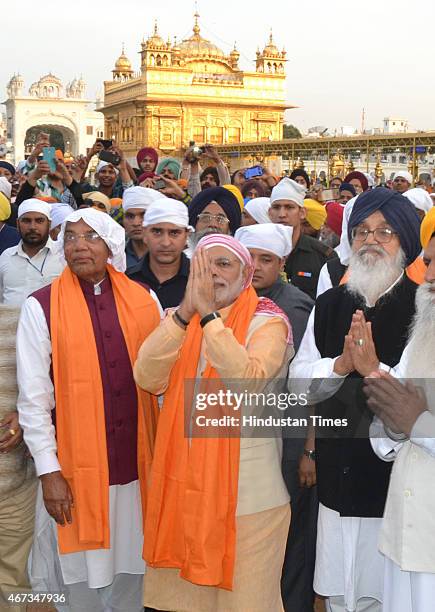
[200,311,221,328]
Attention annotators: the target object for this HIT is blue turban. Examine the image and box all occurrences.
[189,186,241,235]
[339,182,356,197]
[0,161,15,176]
[348,187,421,266]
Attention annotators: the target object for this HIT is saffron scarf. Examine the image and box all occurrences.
[144,285,259,590]
[50,264,160,554]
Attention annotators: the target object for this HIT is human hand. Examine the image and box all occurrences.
[71,155,87,182]
[54,157,71,184]
[29,160,51,183]
[349,310,380,377]
[40,471,74,526]
[177,269,195,324]
[191,248,216,318]
[0,412,23,453]
[202,144,220,163]
[140,177,155,188]
[298,452,317,487]
[333,333,355,375]
[29,132,50,161]
[88,140,104,159]
[363,371,428,436]
[156,175,185,199]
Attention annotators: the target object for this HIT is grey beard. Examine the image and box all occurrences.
[404,283,435,379]
[346,246,406,306]
[188,227,226,250]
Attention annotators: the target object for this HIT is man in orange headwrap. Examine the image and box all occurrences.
[135,233,293,611]
[16,208,161,611]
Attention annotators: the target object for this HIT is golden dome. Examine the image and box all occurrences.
[146,21,165,48]
[179,12,225,59]
[263,30,280,56]
[114,45,132,71]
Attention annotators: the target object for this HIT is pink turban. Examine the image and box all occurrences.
[196,234,254,288]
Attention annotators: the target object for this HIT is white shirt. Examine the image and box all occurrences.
[370,343,435,573]
[0,239,64,305]
[16,281,164,478]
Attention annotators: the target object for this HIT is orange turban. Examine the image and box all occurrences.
[55,149,64,161]
[421,206,435,249]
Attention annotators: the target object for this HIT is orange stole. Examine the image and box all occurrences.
[144,286,260,590]
[50,265,160,554]
[339,256,426,286]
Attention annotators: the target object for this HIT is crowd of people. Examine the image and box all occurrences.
[0,133,434,612]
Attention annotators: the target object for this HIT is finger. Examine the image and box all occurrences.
[47,503,65,526]
[62,501,73,524]
[377,371,407,395]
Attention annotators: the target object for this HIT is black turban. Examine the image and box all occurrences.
[200,166,219,186]
[290,168,311,188]
[0,161,15,176]
[189,187,241,234]
[348,187,421,266]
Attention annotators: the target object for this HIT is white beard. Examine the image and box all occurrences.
[404,283,435,379]
[346,246,406,307]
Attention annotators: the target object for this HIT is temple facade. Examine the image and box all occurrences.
[99,14,293,159]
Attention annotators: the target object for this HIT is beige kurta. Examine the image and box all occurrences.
[134,306,293,611]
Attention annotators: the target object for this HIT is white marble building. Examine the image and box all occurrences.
[3,73,104,163]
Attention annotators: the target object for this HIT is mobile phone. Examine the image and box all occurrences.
[99,150,121,166]
[154,179,166,190]
[244,166,264,180]
[97,138,113,150]
[321,188,339,202]
[42,147,57,172]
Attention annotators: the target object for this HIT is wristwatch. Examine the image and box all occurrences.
[200,312,221,328]
[303,449,316,461]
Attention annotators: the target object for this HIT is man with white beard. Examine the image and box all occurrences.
[289,187,422,611]
[364,206,435,612]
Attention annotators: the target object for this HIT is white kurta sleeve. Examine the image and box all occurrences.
[316,262,333,298]
[16,296,60,476]
[288,308,346,403]
[369,416,405,461]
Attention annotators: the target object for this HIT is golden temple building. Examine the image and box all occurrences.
[99,13,293,159]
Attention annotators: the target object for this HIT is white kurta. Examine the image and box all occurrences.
[288,278,405,610]
[370,344,435,612]
[16,282,162,611]
[0,239,65,306]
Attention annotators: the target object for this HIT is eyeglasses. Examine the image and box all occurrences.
[351,227,398,244]
[196,213,229,226]
[64,232,102,244]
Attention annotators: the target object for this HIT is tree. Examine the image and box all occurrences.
[283,124,302,139]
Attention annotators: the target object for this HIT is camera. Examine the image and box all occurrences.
[188,141,204,162]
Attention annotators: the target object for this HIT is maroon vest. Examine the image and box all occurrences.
[32,278,140,486]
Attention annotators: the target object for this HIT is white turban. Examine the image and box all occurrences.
[50,203,75,230]
[18,198,51,220]
[270,177,306,207]
[403,188,433,215]
[0,177,12,200]
[336,195,358,265]
[96,160,119,175]
[143,198,193,230]
[393,170,413,184]
[244,197,271,224]
[57,208,126,272]
[235,223,293,258]
[122,186,163,212]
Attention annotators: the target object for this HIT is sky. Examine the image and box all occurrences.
[2,0,435,133]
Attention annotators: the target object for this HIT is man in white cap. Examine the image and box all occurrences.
[269,177,336,299]
[0,199,64,305]
[127,198,192,309]
[403,187,433,221]
[49,204,75,240]
[241,196,271,226]
[392,171,413,194]
[16,208,162,611]
[123,186,163,268]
